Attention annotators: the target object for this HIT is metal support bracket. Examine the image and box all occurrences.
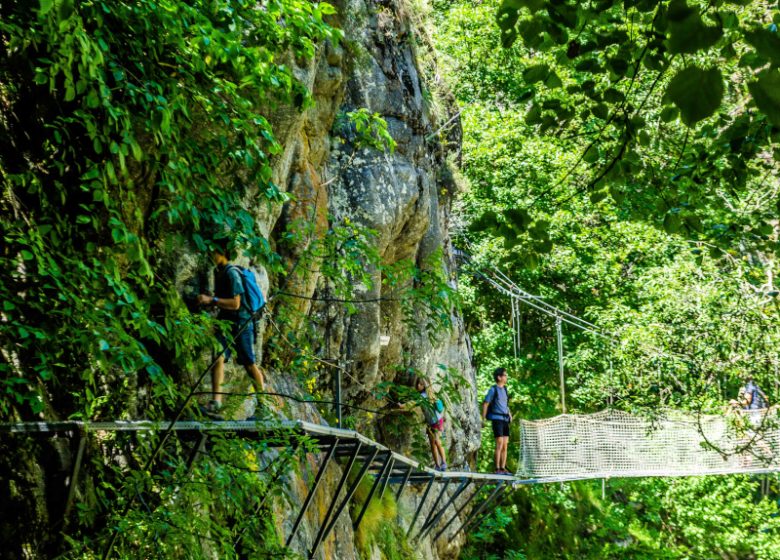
[434,481,485,541]
[461,482,507,535]
[64,429,87,519]
[395,464,414,502]
[286,439,339,547]
[407,475,436,537]
[319,447,380,544]
[419,479,470,540]
[353,451,392,530]
[379,457,394,499]
[414,478,451,539]
[311,444,382,559]
[309,441,361,557]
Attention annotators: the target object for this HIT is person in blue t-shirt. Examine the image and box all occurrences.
[739,376,768,410]
[197,242,265,419]
[482,367,512,475]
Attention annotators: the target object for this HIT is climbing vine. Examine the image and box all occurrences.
[0,0,340,418]
[0,0,341,557]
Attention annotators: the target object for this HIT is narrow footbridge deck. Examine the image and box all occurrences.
[2,419,525,558]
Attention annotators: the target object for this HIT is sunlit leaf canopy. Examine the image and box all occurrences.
[428,0,779,418]
[478,0,780,261]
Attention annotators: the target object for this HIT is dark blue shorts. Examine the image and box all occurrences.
[217,321,255,366]
[492,419,510,438]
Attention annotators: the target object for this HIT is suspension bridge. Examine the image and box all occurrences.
[463,252,780,482]
[3,259,778,559]
[4,408,779,558]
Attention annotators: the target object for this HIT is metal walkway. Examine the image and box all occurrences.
[1,419,523,558]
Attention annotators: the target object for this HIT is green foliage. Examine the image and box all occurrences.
[457,0,780,260]
[432,0,780,558]
[383,248,460,342]
[665,66,723,126]
[335,108,398,153]
[0,0,342,556]
[62,430,316,559]
[749,69,780,128]
[0,0,340,419]
[465,477,780,560]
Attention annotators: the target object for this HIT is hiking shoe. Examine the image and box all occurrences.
[199,400,224,421]
[439,462,447,472]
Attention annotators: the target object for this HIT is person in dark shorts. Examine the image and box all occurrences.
[197,241,265,418]
[398,376,448,471]
[417,377,448,471]
[482,367,512,474]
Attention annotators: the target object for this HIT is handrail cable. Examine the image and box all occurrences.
[459,251,697,368]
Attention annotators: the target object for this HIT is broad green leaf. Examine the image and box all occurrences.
[748,70,780,127]
[38,0,53,16]
[518,18,544,45]
[666,12,722,54]
[660,106,679,123]
[667,0,695,21]
[592,104,609,120]
[501,28,518,48]
[526,103,542,124]
[320,2,337,15]
[665,66,723,126]
[663,213,682,233]
[744,28,780,65]
[719,10,739,29]
[57,0,74,22]
[545,72,563,89]
[609,185,625,203]
[497,1,520,31]
[608,56,630,76]
[583,145,600,163]
[523,64,550,84]
[504,208,531,229]
[603,88,624,103]
[535,238,553,253]
[500,0,546,19]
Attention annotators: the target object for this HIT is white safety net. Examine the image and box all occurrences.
[518,409,780,482]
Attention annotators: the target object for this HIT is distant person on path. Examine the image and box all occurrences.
[729,375,773,465]
[197,241,265,418]
[482,367,512,475]
[738,376,768,411]
[400,376,448,471]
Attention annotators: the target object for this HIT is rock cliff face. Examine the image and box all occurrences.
[1,1,481,558]
[210,0,482,558]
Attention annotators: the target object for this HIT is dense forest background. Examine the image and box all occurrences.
[2,0,780,558]
[427,0,780,558]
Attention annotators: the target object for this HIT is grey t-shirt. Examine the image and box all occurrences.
[484,385,510,421]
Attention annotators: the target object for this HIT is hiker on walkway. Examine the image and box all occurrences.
[418,377,448,472]
[399,376,448,471]
[738,376,769,411]
[197,241,265,418]
[729,375,773,465]
[482,367,512,475]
